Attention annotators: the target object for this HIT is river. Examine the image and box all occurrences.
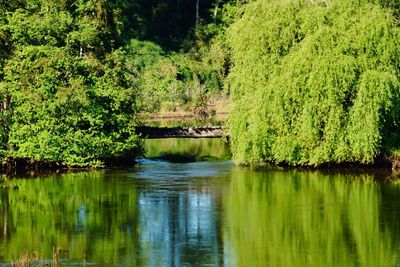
[1,138,400,266]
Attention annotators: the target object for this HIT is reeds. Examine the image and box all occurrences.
[52,246,61,266]
[11,251,40,267]
[11,246,62,267]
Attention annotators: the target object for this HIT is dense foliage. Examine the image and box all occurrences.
[0,0,143,167]
[121,0,238,114]
[134,44,226,113]
[0,0,234,167]
[228,0,400,165]
[2,47,141,166]
[3,0,400,167]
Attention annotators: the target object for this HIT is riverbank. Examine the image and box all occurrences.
[0,154,140,178]
[3,148,400,180]
[3,140,400,179]
[237,153,400,173]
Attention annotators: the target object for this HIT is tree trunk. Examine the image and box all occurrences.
[195,0,200,28]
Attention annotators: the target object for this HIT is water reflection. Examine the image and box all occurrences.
[135,159,230,266]
[0,159,231,266]
[224,168,400,267]
[1,139,400,266]
[0,171,141,266]
[138,191,220,266]
[144,138,231,162]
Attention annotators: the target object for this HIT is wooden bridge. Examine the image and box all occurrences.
[136,126,227,139]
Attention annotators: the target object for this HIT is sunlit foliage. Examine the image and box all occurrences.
[1,47,140,166]
[228,0,400,165]
[0,0,142,166]
[0,0,233,167]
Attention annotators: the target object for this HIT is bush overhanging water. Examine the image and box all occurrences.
[228,0,400,166]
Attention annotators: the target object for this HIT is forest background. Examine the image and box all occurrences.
[0,0,399,168]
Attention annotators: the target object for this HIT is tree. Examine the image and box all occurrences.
[0,0,143,167]
[228,0,400,165]
[1,46,141,166]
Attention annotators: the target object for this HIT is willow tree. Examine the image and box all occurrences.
[227,0,400,166]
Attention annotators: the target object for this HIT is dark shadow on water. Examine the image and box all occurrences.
[144,153,230,163]
[148,153,198,163]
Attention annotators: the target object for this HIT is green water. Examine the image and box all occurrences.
[144,138,231,162]
[1,138,400,266]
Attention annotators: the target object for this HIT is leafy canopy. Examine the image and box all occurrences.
[0,0,142,167]
[228,0,400,165]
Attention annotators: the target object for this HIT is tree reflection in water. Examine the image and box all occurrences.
[1,139,400,266]
[223,167,400,267]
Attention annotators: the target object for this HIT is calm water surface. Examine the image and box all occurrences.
[1,138,400,266]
